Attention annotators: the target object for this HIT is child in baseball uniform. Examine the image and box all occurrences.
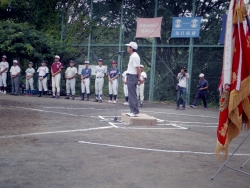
[65,60,77,100]
[0,55,9,94]
[94,58,106,103]
[108,61,120,104]
[25,62,35,96]
[80,61,92,101]
[137,65,147,107]
[37,60,49,98]
[9,60,21,95]
[122,68,129,105]
[51,55,63,99]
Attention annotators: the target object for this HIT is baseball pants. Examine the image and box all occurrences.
[0,72,7,87]
[109,79,118,95]
[192,90,207,108]
[81,78,90,93]
[124,84,128,97]
[95,77,104,97]
[11,75,20,94]
[26,78,34,90]
[127,74,139,114]
[136,83,145,101]
[38,77,48,91]
[66,78,76,95]
[52,74,61,95]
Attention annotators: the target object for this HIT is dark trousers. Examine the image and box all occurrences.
[11,75,20,94]
[127,74,139,114]
[192,90,207,108]
[176,86,186,107]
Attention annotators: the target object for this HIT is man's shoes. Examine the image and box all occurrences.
[175,107,179,110]
[93,99,98,102]
[129,113,138,117]
[123,102,129,105]
[14,93,18,96]
[37,95,41,97]
[179,107,185,110]
[204,108,208,110]
[140,103,143,107]
[56,95,60,99]
[99,99,102,103]
[190,105,196,108]
[50,95,55,98]
[126,112,131,116]
[11,93,14,95]
[65,95,69,99]
[108,100,112,103]
[72,95,75,100]
[113,100,117,104]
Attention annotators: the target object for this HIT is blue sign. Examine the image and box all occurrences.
[219,14,227,45]
[171,17,202,38]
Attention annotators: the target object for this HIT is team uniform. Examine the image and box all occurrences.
[65,66,77,99]
[0,61,9,94]
[122,70,129,105]
[9,63,21,95]
[25,67,35,95]
[51,60,63,98]
[37,65,49,97]
[81,65,92,101]
[108,67,120,103]
[95,65,107,102]
[137,71,147,106]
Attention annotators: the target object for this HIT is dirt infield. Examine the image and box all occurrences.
[0,94,249,188]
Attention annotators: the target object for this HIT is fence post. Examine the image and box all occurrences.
[148,0,158,102]
[118,0,124,86]
[87,0,93,62]
[187,0,195,104]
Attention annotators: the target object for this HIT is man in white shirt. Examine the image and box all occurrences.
[9,60,21,95]
[137,65,147,107]
[65,60,77,100]
[125,41,141,117]
[176,67,189,110]
[0,55,9,94]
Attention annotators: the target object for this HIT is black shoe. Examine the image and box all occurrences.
[56,95,60,99]
[14,93,18,96]
[175,107,179,110]
[93,99,98,102]
[37,95,41,97]
[72,95,75,100]
[65,95,69,99]
[179,107,185,110]
[11,93,14,95]
[50,96,55,98]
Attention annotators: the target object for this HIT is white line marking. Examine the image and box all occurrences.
[166,120,217,125]
[41,106,109,111]
[0,126,113,139]
[78,141,250,156]
[109,122,118,128]
[139,110,218,119]
[170,124,187,129]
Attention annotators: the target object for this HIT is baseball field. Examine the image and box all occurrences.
[0,94,249,188]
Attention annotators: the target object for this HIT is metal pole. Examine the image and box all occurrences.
[187,0,195,104]
[87,0,93,62]
[148,0,158,102]
[118,0,124,85]
[60,4,65,47]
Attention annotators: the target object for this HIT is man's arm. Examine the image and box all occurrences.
[136,66,141,80]
[54,68,62,76]
[177,73,181,79]
[122,76,126,84]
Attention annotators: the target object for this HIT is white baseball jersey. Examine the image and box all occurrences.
[65,66,77,77]
[37,66,49,76]
[25,68,35,76]
[127,52,140,74]
[0,61,9,73]
[10,65,21,75]
[95,66,107,77]
[140,71,147,82]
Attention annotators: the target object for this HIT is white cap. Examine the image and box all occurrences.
[13,60,18,63]
[140,65,144,68]
[126,42,138,50]
[84,61,89,64]
[55,55,60,59]
[199,73,204,77]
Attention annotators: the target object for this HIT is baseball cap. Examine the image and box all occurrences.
[2,55,7,59]
[42,60,47,63]
[182,66,186,70]
[70,60,75,63]
[199,73,205,77]
[29,62,33,65]
[126,42,138,50]
[84,61,89,64]
[98,58,103,62]
[112,61,117,64]
[55,55,60,59]
[13,60,18,63]
[140,65,144,68]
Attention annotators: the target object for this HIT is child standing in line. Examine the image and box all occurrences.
[25,62,35,96]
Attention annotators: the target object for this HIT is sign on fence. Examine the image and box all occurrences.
[171,17,202,38]
[136,17,163,38]
[78,65,107,75]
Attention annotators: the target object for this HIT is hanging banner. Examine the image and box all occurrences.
[171,17,202,38]
[135,17,163,38]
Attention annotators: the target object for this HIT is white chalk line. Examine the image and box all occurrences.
[139,110,218,119]
[78,141,250,156]
[40,106,109,111]
[0,126,114,139]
